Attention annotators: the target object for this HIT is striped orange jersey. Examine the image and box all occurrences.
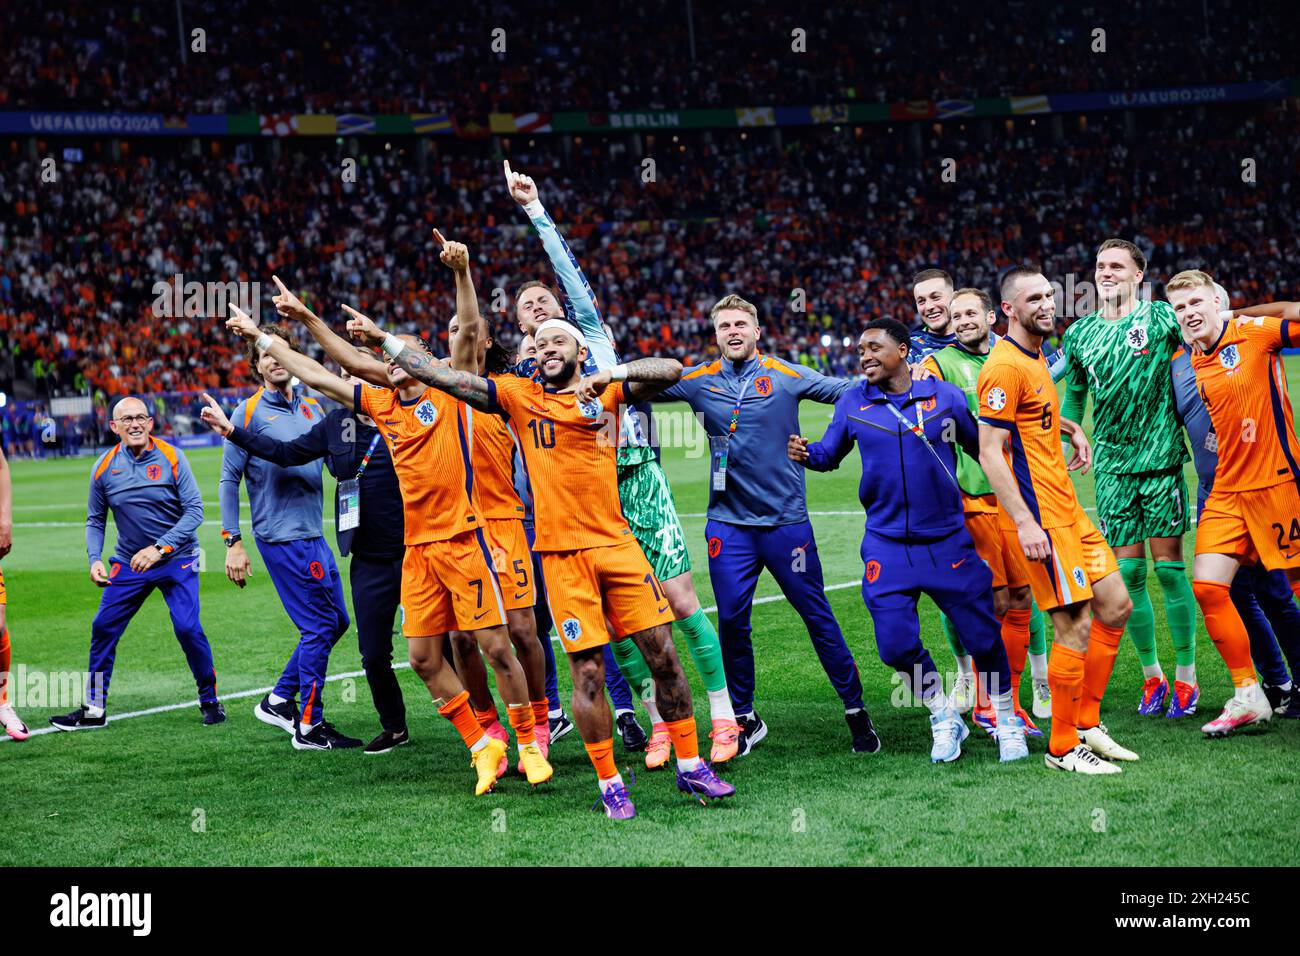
[1190,315,1300,493]
[977,337,1081,529]
[467,407,526,520]
[488,374,631,552]
[354,383,481,544]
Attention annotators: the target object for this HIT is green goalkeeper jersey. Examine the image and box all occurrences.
[1061,299,1189,475]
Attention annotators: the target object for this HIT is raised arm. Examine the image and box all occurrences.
[226,305,356,407]
[438,231,485,373]
[561,358,683,403]
[269,275,391,387]
[200,392,329,470]
[345,312,494,411]
[505,161,618,367]
[1234,301,1300,320]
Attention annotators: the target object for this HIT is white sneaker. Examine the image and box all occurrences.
[1045,743,1122,775]
[950,671,975,714]
[930,707,969,763]
[1201,683,1273,737]
[1078,722,1139,761]
[0,702,30,741]
[1031,678,1052,719]
[996,714,1029,763]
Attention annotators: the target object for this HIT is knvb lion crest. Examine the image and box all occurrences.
[1126,324,1148,351]
[1218,344,1240,370]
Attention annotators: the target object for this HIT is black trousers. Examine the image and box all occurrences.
[348,553,407,732]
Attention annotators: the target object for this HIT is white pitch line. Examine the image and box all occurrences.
[0,578,864,742]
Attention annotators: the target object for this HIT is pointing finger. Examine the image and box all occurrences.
[433,228,447,246]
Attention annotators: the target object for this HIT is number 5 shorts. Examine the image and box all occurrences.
[484,517,535,611]
[1196,481,1300,570]
[400,528,506,637]
[541,536,675,654]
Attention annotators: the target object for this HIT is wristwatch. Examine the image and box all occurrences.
[224,534,242,548]
[153,543,175,556]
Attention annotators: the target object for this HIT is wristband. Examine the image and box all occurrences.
[381,334,406,358]
[522,199,546,219]
[610,364,629,382]
[254,333,273,352]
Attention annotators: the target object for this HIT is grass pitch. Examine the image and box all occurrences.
[2,381,1298,866]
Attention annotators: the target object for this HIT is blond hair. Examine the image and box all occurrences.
[1166,270,1215,295]
[710,293,759,325]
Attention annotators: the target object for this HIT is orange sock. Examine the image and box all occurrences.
[506,703,536,745]
[1047,644,1086,757]
[1078,619,1124,729]
[473,706,500,730]
[530,699,549,727]
[439,691,486,749]
[0,629,10,705]
[1194,579,1258,687]
[1001,608,1032,707]
[664,717,699,761]
[584,738,618,782]
[973,669,992,711]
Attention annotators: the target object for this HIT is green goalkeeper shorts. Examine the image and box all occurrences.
[1094,466,1191,549]
[618,457,692,582]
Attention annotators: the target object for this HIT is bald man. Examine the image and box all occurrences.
[51,397,221,730]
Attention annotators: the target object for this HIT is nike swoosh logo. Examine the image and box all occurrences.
[473,611,489,620]
[951,558,966,569]
[513,591,528,600]
[180,562,194,570]
[527,405,548,415]
[1034,385,1044,394]
[110,469,121,474]
[267,414,280,421]
[657,604,670,614]
[859,405,870,411]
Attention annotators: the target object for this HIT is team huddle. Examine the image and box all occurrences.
[5,167,1298,819]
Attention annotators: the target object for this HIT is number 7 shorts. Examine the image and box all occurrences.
[1196,482,1300,570]
[400,529,506,637]
[541,537,674,654]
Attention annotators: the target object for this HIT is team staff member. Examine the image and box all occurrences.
[791,319,1027,764]
[51,398,222,730]
[0,444,28,740]
[658,293,875,755]
[199,341,409,755]
[220,323,357,751]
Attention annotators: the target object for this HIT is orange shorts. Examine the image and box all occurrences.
[401,530,506,637]
[1196,482,1300,570]
[484,518,534,611]
[541,537,673,654]
[1025,514,1119,612]
[0,566,5,605]
[965,510,1029,590]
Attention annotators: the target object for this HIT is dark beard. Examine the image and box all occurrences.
[540,356,578,386]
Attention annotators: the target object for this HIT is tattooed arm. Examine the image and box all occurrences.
[343,311,494,411]
[561,357,683,402]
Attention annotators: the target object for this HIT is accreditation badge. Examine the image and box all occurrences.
[338,478,361,531]
[710,435,730,492]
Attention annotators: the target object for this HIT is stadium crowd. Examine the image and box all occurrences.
[3,0,1294,115]
[3,100,1297,405]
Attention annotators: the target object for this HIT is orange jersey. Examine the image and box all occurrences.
[489,374,631,552]
[1190,315,1300,493]
[355,383,480,545]
[467,407,526,520]
[977,337,1081,529]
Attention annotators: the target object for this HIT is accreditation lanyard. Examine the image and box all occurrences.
[338,432,382,532]
[877,394,960,492]
[710,362,762,492]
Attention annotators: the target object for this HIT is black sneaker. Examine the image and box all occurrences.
[1281,692,1300,719]
[254,694,297,734]
[616,710,649,751]
[364,728,410,754]
[1262,683,1287,713]
[549,712,574,743]
[201,701,227,725]
[736,713,767,756]
[293,721,363,751]
[49,706,107,731]
[845,708,882,753]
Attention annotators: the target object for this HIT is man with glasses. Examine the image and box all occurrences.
[51,397,222,730]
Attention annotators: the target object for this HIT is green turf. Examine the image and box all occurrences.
[2,376,1298,866]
